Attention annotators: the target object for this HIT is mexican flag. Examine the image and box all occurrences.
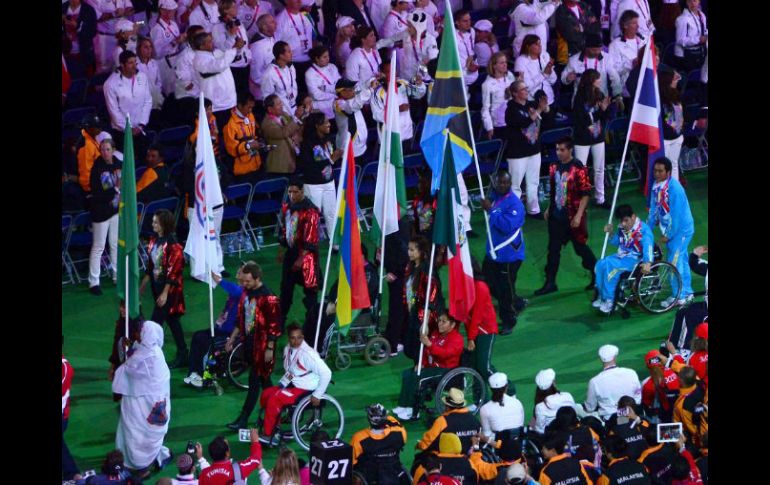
[432,137,475,323]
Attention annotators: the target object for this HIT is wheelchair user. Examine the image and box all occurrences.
[392,312,464,422]
[183,266,246,388]
[593,204,654,314]
[350,404,409,485]
[258,323,332,446]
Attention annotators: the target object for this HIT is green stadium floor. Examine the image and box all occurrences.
[62,170,708,478]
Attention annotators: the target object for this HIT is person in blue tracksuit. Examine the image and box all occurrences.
[593,204,654,314]
[480,170,526,335]
[647,157,695,307]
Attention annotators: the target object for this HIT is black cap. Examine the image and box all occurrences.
[335,78,357,91]
[585,33,603,48]
[80,113,102,129]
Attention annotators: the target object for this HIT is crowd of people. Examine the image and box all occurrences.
[62,0,709,483]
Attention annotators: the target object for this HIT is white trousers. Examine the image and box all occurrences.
[305,181,338,241]
[507,153,541,215]
[187,206,225,270]
[574,142,606,203]
[89,214,119,287]
[664,135,683,180]
[94,33,117,74]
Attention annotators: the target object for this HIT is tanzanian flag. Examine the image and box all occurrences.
[420,0,474,194]
[336,135,371,334]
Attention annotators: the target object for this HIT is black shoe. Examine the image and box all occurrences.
[221,270,231,278]
[514,298,529,312]
[167,349,189,369]
[89,285,103,296]
[526,212,545,220]
[594,200,613,210]
[534,282,558,296]
[499,326,513,336]
[226,414,248,430]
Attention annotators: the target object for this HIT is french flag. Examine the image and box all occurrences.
[627,37,665,204]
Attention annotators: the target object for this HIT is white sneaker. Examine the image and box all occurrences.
[394,407,413,420]
[183,372,201,385]
[676,295,694,306]
[599,300,614,314]
[660,297,676,309]
[392,406,406,414]
[396,344,404,353]
[592,299,602,308]
[189,375,204,388]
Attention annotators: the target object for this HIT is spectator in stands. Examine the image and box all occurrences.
[76,113,105,194]
[298,112,343,242]
[262,42,303,120]
[640,349,680,424]
[104,50,153,154]
[140,209,189,369]
[416,387,482,454]
[339,0,377,36]
[275,0,317,88]
[672,366,707,449]
[473,20,498,70]
[258,448,302,484]
[351,404,408,484]
[510,0,559,58]
[192,31,240,132]
[173,24,206,126]
[561,33,623,106]
[573,69,611,209]
[87,138,121,295]
[659,66,684,180]
[481,52,515,141]
[382,0,413,43]
[346,27,382,83]
[393,312,463,421]
[503,80,547,219]
[538,434,594,485]
[608,10,648,95]
[62,0,98,79]
[536,136,597,295]
[555,0,600,67]
[532,368,577,435]
[262,94,302,174]
[223,91,263,182]
[189,0,221,34]
[371,54,426,152]
[598,434,651,484]
[334,17,356,75]
[136,145,171,203]
[675,0,707,72]
[112,319,172,477]
[454,10,480,89]
[249,14,277,101]
[151,0,186,62]
[306,46,342,121]
[479,373,525,442]
[638,425,677,484]
[612,0,654,40]
[334,78,376,165]
[237,0,273,41]
[136,38,165,122]
[94,0,134,74]
[514,35,557,123]
[582,344,642,421]
[669,433,703,485]
[199,430,263,484]
[113,19,139,73]
[211,0,252,95]
[605,396,650,461]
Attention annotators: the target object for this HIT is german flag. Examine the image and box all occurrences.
[419,0,474,194]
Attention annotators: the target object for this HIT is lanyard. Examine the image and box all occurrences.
[363,48,379,74]
[288,12,309,45]
[158,18,178,38]
[584,56,599,71]
[689,9,703,36]
[389,11,409,29]
[311,65,332,86]
[234,109,254,139]
[273,65,295,99]
[245,3,260,32]
[459,30,474,59]
[411,37,424,62]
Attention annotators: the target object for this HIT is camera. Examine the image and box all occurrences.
[659,341,670,357]
[186,440,196,456]
[226,18,242,29]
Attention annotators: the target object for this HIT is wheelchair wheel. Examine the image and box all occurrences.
[352,471,368,485]
[227,342,250,390]
[364,337,391,366]
[291,394,345,451]
[335,351,352,370]
[635,261,682,313]
[433,367,487,416]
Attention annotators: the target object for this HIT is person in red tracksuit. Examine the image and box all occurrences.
[199,429,263,485]
[465,258,499,379]
[665,322,708,388]
[416,454,462,485]
[641,349,680,423]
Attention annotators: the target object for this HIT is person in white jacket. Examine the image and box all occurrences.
[608,10,647,93]
[258,324,332,444]
[174,25,205,102]
[370,59,426,145]
[261,41,301,120]
[612,0,654,40]
[560,33,623,105]
[455,10,479,88]
[305,46,342,120]
[212,0,253,94]
[531,368,577,434]
[582,344,642,421]
[136,38,165,113]
[481,52,514,140]
[237,0,274,40]
[151,0,186,61]
[93,0,134,74]
[514,34,557,107]
[192,31,240,131]
[345,27,382,83]
[334,78,376,162]
[381,0,414,43]
[188,0,221,33]
[674,0,707,70]
[249,14,277,100]
[104,49,153,152]
[397,17,438,84]
[509,0,559,58]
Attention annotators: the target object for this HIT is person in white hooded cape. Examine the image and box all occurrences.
[112,319,172,471]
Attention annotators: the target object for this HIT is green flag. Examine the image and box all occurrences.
[117,118,140,319]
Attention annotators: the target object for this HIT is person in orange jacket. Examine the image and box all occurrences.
[223,91,263,183]
[76,114,105,192]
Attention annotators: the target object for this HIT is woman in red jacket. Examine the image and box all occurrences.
[140,209,187,368]
[402,235,444,365]
[465,258,499,379]
[393,312,464,421]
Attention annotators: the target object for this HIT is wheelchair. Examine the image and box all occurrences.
[321,295,392,370]
[201,336,251,391]
[612,245,683,318]
[258,391,345,451]
[413,366,488,423]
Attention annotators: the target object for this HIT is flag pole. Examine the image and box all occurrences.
[378,51,397,298]
[444,0,496,258]
[207,211,215,338]
[416,243,437,377]
[125,254,129,338]
[314,132,351,351]
[600,38,652,259]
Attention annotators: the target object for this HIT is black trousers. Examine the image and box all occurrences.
[188,329,229,375]
[384,277,406,350]
[231,65,250,96]
[150,297,187,356]
[280,248,318,326]
[483,257,524,330]
[241,338,272,420]
[544,217,597,283]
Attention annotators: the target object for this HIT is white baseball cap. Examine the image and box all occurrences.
[336,16,355,30]
[488,372,507,389]
[159,0,179,10]
[506,463,527,482]
[474,20,493,32]
[598,344,619,363]
[535,368,556,390]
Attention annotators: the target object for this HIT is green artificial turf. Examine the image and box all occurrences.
[62,170,708,478]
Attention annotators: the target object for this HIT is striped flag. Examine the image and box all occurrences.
[420,0,474,194]
[372,50,408,241]
[433,140,475,322]
[336,136,371,334]
[117,117,140,318]
[184,94,224,283]
[627,37,665,204]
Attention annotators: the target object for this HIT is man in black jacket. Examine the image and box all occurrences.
[62,0,98,78]
[381,217,411,355]
[599,434,651,484]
